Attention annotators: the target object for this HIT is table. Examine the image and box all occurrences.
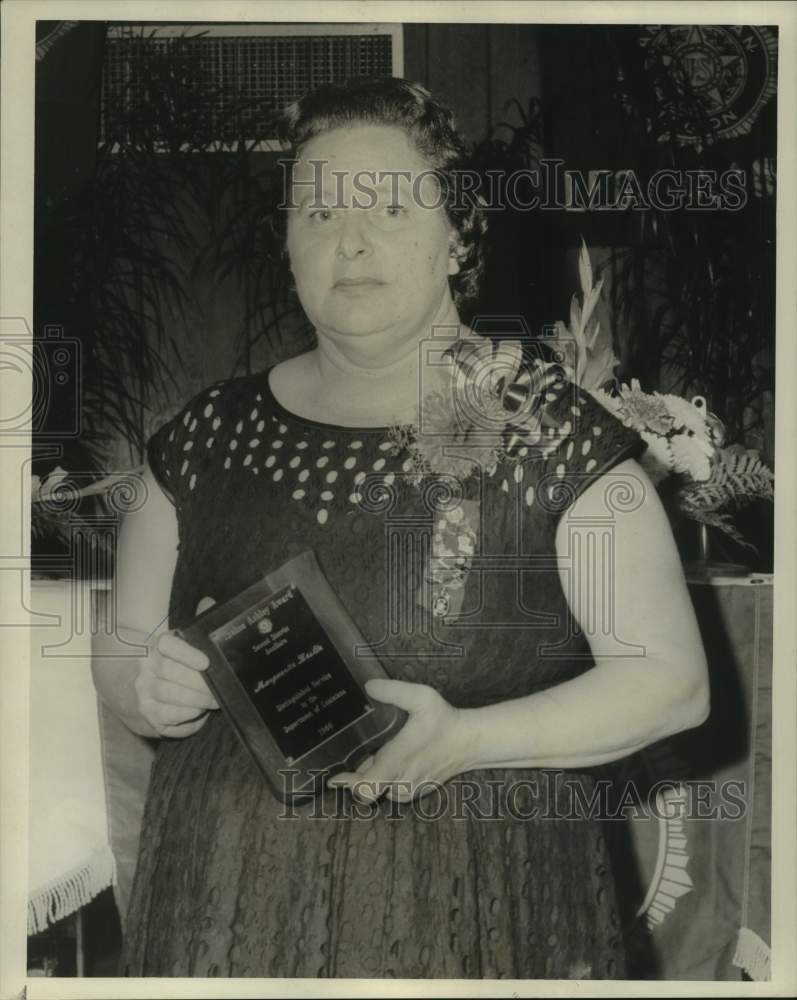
[613,571,772,980]
[28,572,773,981]
[28,580,115,945]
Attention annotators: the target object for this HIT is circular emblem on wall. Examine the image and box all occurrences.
[640,25,777,146]
[35,21,79,61]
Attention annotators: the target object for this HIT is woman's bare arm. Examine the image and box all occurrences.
[329,457,710,801]
[91,463,216,738]
[457,457,710,770]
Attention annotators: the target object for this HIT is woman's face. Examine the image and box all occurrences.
[285,123,460,347]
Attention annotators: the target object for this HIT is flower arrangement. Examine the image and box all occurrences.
[387,336,567,486]
[559,241,774,549]
[32,241,773,562]
[387,381,500,487]
[389,240,774,553]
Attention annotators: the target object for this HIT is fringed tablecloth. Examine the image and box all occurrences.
[30,573,772,980]
[28,580,116,934]
[614,571,772,980]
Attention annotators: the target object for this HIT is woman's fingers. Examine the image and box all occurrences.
[134,624,220,738]
[329,770,422,803]
[145,699,208,729]
[355,754,375,775]
[152,677,218,711]
[155,656,215,697]
[328,771,387,802]
[383,781,417,803]
[155,714,210,739]
[364,677,436,712]
[156,632,209,671]
[329,747,404,799]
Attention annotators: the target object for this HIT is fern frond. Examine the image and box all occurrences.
[682,507,759,552]
[706,446,774,501]
[678,482,731,514]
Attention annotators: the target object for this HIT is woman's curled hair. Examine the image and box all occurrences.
[273,76,488,310]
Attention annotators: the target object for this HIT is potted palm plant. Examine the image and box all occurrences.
[603,26,777,569]
[33,23,308,578]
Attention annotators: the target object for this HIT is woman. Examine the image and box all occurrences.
[93,77,709,979]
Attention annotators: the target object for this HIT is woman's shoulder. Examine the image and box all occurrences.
[144,371,278,506]
[187,372,266,413]
[488,367,647,522]
[151,372,272,435]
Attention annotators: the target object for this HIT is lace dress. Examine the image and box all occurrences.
[121,354,645,979]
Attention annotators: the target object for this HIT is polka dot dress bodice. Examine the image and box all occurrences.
[123,361,645,979]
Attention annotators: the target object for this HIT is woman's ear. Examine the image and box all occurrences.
[448,235,465,276]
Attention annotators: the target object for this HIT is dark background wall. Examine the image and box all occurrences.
[34,21,551,469]
[403,23,541,142]
[34,21,776,496]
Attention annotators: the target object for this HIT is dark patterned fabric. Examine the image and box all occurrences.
[122,357,645,979]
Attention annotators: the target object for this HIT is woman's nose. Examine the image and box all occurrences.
[336,211,372,260]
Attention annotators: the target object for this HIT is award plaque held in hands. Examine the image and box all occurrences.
[177,549,407,803]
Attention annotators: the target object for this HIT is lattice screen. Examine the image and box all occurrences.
[100,24,402,149]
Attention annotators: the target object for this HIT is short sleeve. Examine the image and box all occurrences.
[145,381,226,508]
[525,377,647,522]
[146,410,183,507]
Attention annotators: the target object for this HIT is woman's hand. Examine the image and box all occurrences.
[326,678,471,803]
[134,596,219,739]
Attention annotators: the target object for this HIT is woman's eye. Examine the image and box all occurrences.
[384,204,407,218]
[308,208,336,223]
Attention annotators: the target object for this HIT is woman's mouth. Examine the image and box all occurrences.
[333,277,385,290]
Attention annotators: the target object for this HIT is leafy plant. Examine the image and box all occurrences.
[36,24,306,476]
[677,448,775,548]
[33,24,308,574]
[553,239,619,391]
[602,27,776,456]
[30,467,120,566]
[565,243,775,551]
